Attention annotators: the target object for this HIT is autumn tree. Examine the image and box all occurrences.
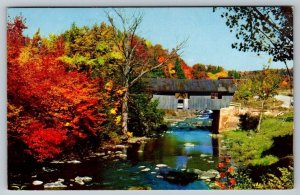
[215,7,293,92]
[191,63,207,79]
[252,61,281,131]
[7,17,107,162]
[106,9,184,135]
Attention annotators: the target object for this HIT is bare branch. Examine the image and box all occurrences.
[129,41,186,87]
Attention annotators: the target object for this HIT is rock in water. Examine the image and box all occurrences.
[67,160,81,164]
[50,160,64,164]
[138,166,146,169]
[74,176,92,185]
[141,168,150,172]
[44,180,67,189]
[200,154,209,157]
[184,143,195,147]
[118,154,127,159]
[199,172,217,180]
[159,169,198,185]
[32,180,43,185]
[156,164,168,168]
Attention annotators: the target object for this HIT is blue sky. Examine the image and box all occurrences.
[7,7,293,71]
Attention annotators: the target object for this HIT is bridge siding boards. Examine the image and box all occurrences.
[147,79,236,110]
[153,94,233,110]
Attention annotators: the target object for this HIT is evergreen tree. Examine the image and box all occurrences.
[174,58,186,79]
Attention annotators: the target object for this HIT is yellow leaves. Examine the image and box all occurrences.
[64,122,70,127]
[207,71,228,80]
[110,108,117,115]
[145,39,152,48]
[110,51,124,60]
[115,115,121,125]
[116,88,127,95]
[105,80,113,91]
[167,63,176,76]
[127,131,133,138]
[7,103,23,119]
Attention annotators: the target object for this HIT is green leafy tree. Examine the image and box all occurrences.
[215,7,293,92]
[174,58,186,79]
[252,61,281,131]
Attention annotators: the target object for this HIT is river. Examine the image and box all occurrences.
[8,127,222,190]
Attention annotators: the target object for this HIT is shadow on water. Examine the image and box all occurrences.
[8,127,221,190]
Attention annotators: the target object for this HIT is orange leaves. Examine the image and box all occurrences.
[180,60,193,79]
[158,56,165,63]
[215,155,237,189]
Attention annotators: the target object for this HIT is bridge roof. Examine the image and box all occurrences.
[144,78,236,93]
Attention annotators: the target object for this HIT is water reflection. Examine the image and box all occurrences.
[9,127,221,190]
[128,127,220,171]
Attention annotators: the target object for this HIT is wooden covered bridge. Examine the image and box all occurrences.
[145,78,237,134]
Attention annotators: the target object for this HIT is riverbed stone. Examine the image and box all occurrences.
[199,172,217,180]
[156,164,168,168]
[44,181,67,189]
[102,155,109,159]
[57,178,64,182]
[184,143,195,147]
[10,185,20,190]
[75,176,93,185]
[193,169,204,175]
[50,160,65,164]
[118,154,127,159]
[32,180,43,185]
[200,154,209,157]
[95,152,105,156]
[207,169,219,175]
[42,167,57,172]
[67,160,81,164]
[115,145,126,149]
[141,168,150,172]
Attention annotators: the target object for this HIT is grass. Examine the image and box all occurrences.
[223,111,293,166]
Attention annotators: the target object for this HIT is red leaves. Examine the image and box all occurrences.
[229,178,236,185]
[7,16,108,162]
[218,162,225,168]
[22,122,67,162]
[215,155,237,189]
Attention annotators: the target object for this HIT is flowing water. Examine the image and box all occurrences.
[8,127,221,190]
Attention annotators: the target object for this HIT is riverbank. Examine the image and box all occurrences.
[220,111,294,189]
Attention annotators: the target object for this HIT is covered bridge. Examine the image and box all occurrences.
[145,78,236,110]
[144,78,237,133]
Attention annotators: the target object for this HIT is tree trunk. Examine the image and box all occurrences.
[257,100,265,132]
[121,86,129,135]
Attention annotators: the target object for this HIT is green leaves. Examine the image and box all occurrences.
[216,7,293,62]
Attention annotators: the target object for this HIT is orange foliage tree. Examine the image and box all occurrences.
[7,17,107,162]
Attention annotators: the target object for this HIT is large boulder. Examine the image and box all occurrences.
[158,168,198,185]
